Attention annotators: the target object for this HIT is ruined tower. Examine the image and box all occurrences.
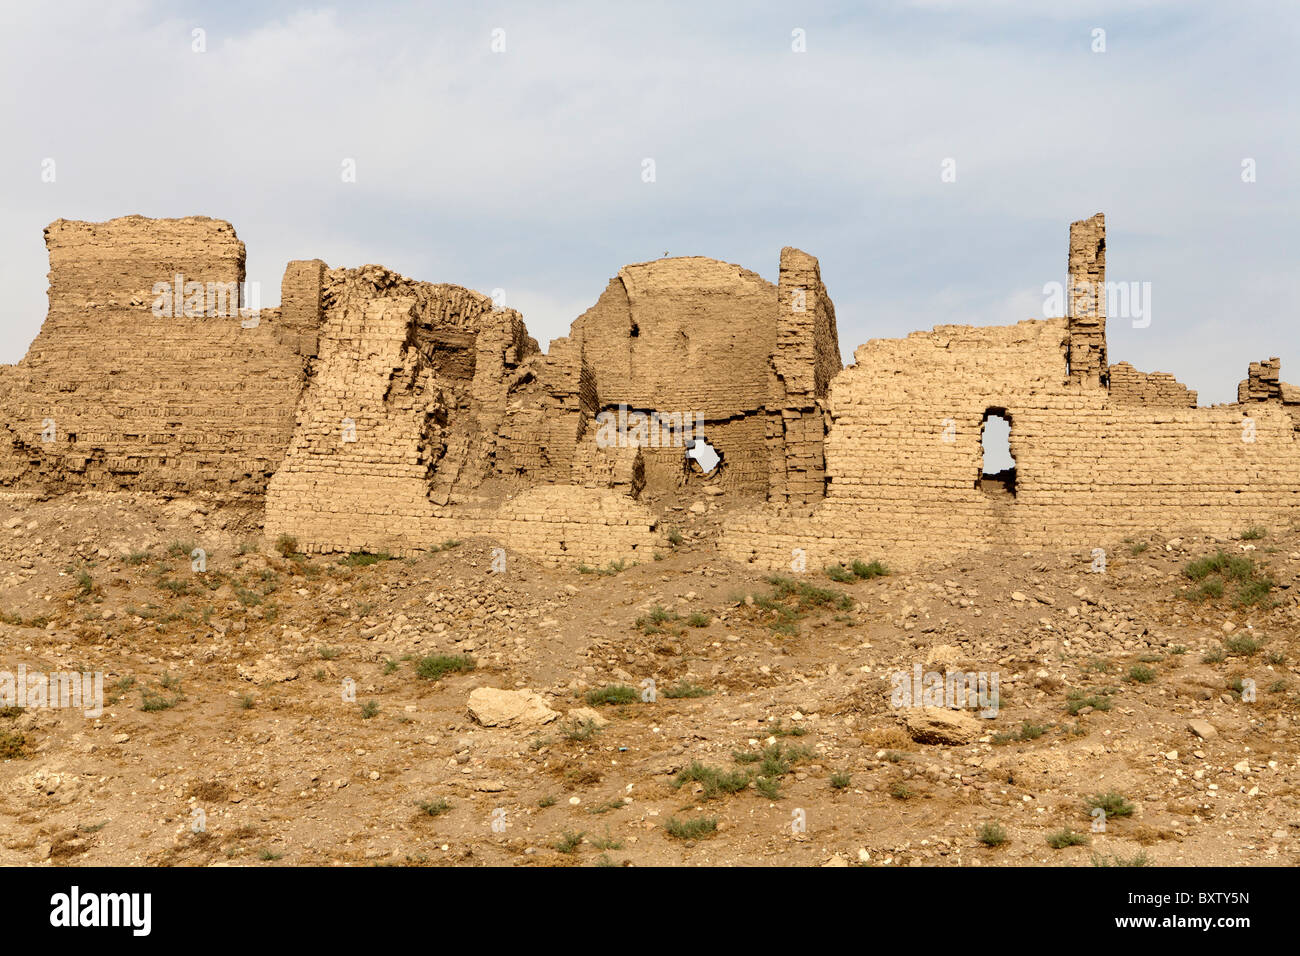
[1066,212,1107,386]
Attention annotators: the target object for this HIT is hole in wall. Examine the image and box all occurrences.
[978,408,1016,496]
[686,437,722,478]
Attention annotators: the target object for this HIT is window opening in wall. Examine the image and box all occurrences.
[686,437,722,478]
[978,408,1016,496]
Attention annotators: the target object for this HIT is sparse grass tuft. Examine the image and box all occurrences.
[1065,687,1115,715]
[672,761,751,800]
[825,564,855,583]
[415,654,476,681]
[741,575,853,636]
[978,821,1008,847]
[1046,829,1091,849]
[850,559,889,579]
[1126,664,1156,684]
[140,689,181,712]
[1180,551,1274,607]
[417,798,451,817]
[1085,791,1135,818]
[664,816,717,840]
[553,830,585,854]
[635,605,682,635]
[993,720,1051,744]
[663,681,712,699]
[585,684,639,706]
[0,729,30,759]
[1224,634,1263,656]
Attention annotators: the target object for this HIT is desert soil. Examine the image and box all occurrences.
[1,490,1297,867]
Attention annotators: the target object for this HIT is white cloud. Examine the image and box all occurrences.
[1,0,1294,410]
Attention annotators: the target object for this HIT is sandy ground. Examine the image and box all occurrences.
[1,489,1297,867]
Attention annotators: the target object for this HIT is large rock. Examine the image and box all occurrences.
[467,687,559,728]
[1187,719,1218,741]
[901,708,982,745]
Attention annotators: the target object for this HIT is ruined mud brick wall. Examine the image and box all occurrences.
[0,217,313,494]
[769,247,840,504]
[571,433,645,495]
[470,309,541,478]
[1237,357,1300,432]
[492,336,595,483]
[264,267,661,565]
[1239,358,1282,403]
[568,258,780,496]
[266,267,490,547]
[1066,213,1107,385]
[1109,362,1198,407]
[721,317,1300,570]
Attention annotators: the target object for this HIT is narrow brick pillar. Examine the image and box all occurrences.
[1066,213,1107,386]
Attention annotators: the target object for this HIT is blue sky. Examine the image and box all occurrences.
[2,0,1295,404]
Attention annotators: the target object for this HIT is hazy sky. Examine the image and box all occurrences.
[2,1,1295,405]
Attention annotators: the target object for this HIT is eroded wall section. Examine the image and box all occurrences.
[263,265,662,564]
[722,215,1300,570]
[0,217,315,493]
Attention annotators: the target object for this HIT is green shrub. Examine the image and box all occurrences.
[585,684,639,706]
[1085,791,1135,818]
[415,654,476,681]
[417,798,451,817]
[672,761,750,800]
[1126,664,1156,684]
[664,816,717,840]
[850,559,889,579]
[1046,829,1090,849]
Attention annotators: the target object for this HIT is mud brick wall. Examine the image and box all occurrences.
[1067,212,1107,386]
[722,318,1300,570]
[769,247,840,504]
[1109,362,1198,407]
[1238,357,1282,403]
[0,217,314,494]
[493,336,594,482]
[265,270,662,565]
[10,211,1295,574]
[570,257,780,497]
